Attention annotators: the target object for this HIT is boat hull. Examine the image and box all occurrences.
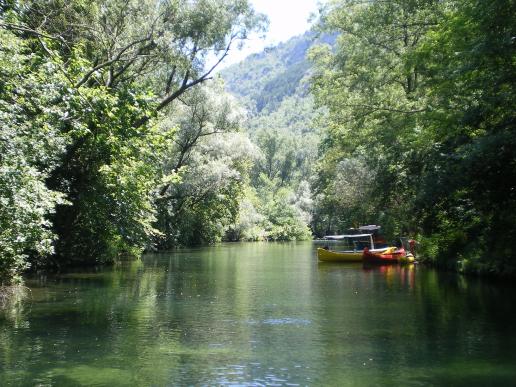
[399,254,415,264]
[363,247,406,264]
[317,248,363,262]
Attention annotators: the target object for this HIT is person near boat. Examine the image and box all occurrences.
[317,225,416,264]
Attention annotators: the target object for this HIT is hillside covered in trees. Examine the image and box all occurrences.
[1,0,515,288]
[219,31,336,244]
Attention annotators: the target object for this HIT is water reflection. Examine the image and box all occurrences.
[1,242,516,386]
[361,263,416,290]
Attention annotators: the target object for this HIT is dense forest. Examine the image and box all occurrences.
[0,0,270,285]
[309,0,515,275]
[1,0,515,288]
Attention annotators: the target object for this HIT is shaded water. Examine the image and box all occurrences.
[1,242,516,386]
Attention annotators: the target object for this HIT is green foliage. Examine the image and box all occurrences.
[311,156,378,234]
[258,180,312,241]
[48,80,163,265]
[3,0,513,282]
[155,82,257,247]
[310,0,516,275]
[0,29,68,284]
[310,0,440,238]
[228,178,312,242]
[414,0,516,275]
[226,187,266,241]
[221,32,332,241]
[0,0,265,282]
[171,178,243,246]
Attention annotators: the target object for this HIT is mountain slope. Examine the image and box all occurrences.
[219,31,335,133]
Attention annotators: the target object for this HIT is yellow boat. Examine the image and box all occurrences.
[399,253,416,264]
[317,232,389,262]
[317,248,363,262]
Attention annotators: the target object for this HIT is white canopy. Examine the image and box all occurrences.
[358,225,381,231]
[324,234,373,240]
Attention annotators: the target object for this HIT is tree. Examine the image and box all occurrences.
[155,81,258,247]
[0,29,68,283]
[0,0,266,274]
[309,0,441,237]
[8,0,266,115]
[413,0,516,273]
[310,0,516,274]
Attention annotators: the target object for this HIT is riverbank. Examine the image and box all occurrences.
[416,237,516,279]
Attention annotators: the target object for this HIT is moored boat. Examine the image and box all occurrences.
[317,233,387,262]
[399,253,416,264]
[317,248,363,262]
[362,246,406,264]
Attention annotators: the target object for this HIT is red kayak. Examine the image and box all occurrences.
[363,246,406,263]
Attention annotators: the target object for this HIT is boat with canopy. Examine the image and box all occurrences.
[317,233,388,262]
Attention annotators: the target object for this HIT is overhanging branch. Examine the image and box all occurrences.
[75,36,152,88]
[132,33,237,129]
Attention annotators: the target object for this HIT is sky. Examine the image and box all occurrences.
[216,0,320,70]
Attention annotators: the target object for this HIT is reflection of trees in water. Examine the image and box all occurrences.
[2,247,516,385]
[314,263,516,384]
[414,270,515,358]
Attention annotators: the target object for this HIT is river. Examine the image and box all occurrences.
[1,242,515,386]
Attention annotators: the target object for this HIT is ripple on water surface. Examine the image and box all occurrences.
[1,242,516,386]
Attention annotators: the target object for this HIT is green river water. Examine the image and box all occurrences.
[1,242,516,386]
